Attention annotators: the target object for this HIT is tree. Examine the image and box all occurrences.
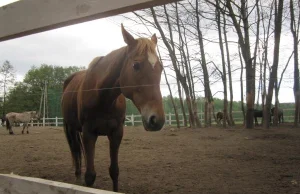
[263,0,284,129]
[5,65,84,116]
[290,0,300,126]
[0,60,15,116]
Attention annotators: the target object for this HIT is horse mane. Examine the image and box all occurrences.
[88,56,104,69]
[63,71,86,91]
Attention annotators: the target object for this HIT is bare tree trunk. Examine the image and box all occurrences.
[226,0,255,128]
[260,0,274,125]
[177,80,187,127]
[195,0,213,127]
[290,0,300,126]
[223,11,235,126]
[151,7,196,128]
[216,0,229,128]
[175,3,201,128]
[264,0,284,129]
[158,44,180,128]
[239,46,246,124]
[163,69,180,128]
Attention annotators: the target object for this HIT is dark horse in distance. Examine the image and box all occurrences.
[271,107,284,123]
[254,108,283,126]
[216,111,223,123]
[61,24,165,192]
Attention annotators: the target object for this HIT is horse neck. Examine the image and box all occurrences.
[84,46,128,107]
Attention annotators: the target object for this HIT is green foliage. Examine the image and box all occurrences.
[3,64,85,115]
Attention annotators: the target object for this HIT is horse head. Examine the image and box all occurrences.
[119,24,165,131]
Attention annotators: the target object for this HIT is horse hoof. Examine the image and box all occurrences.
[85,172,96,187]
[9,132,14,135]
[27,131,29,134]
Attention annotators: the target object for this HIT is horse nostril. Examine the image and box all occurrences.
[149,115,157,127]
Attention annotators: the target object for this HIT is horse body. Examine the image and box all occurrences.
[62,25,165,192]
[216,112,223,123]
[5,111,39,134]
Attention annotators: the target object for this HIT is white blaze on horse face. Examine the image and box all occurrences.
[148,51,158,69]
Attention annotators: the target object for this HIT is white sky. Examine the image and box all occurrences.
[0,1,297,104]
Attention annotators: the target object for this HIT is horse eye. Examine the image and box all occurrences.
[133,62,140,71]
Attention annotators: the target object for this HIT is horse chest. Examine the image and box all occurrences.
[92,117,119,136]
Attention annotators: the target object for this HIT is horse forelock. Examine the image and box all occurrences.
[132,38,158,68]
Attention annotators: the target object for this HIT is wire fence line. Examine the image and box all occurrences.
[8,108,294,127]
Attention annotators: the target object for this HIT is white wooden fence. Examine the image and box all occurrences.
[28,109,295,127]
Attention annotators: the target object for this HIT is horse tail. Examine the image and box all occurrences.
[63,120,86,170]
[5,117,11,131]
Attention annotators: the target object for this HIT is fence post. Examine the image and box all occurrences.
[131,114,134,126]
[55,117,58,127]
[31,119,33,127]
[43,117,45,127]
[169,113,172,125]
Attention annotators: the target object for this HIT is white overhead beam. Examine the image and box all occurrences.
[0,0,179,42]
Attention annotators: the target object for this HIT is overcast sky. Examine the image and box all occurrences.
[0,1,296,104]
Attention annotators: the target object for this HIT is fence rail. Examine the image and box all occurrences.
[25,109,295,127]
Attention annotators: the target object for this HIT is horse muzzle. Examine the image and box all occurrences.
[142,114,165,131]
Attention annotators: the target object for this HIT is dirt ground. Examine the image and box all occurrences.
[0,124,299,194]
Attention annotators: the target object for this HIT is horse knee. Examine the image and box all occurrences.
[85,171,96,187]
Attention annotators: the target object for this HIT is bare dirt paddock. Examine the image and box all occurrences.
[0,125,299,194]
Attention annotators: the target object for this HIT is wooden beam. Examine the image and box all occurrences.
[0,0,179,42]
[0,174,122,194]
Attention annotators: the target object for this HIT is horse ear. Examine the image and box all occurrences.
[151,33,157,45]
[121,23,135,46]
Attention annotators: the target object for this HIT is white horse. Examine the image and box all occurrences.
[5,111,40,135]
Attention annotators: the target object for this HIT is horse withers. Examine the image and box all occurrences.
[61,24,165,192]
[5,111,40,134]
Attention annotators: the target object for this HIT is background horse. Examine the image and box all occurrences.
[61,24,165,192]
[253,109,263,126]
[271,107,284,123]
[5,111,39,134]
[216,112,223,123]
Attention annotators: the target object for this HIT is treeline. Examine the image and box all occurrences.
[0,63,295,125]
[0,64,84,117]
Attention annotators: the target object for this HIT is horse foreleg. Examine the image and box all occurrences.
[9,128,14,135]
[108,130,123,192]
[82,129,97,187]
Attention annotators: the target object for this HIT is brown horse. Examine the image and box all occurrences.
[61,24,165,192]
